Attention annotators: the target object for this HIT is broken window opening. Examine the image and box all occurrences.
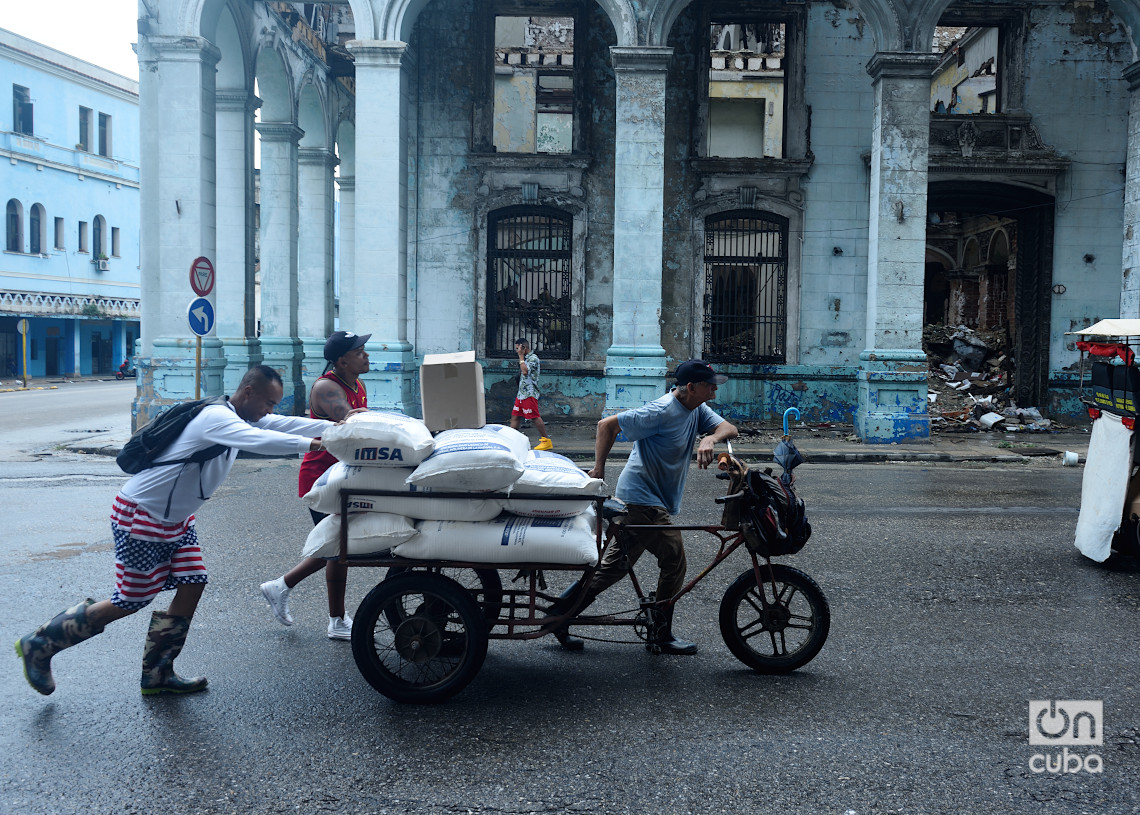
[13,85,33,136]
[707,22,784,159]
[98,112,112,157]
[703,209,787,364]
[492,15,574,154]
[931,27,999,115]
[6,199,23,253]
[78,107,92,152]
[486,206,572,359]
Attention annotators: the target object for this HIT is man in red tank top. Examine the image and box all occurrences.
[260,330,370,640]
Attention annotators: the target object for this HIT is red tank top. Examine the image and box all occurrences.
[297,371,368,497]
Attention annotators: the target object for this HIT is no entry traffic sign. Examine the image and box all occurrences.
[190,256,215,296]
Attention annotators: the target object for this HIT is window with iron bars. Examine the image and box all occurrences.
[486,206,572,359]
[703,209,787,364]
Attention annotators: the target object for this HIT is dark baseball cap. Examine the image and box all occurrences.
[323,330,371,362]
[675,359,728,386]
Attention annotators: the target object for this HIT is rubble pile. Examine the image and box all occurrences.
[923,324,1055,432]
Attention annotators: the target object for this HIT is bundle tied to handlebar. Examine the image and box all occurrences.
[717,455,812,557]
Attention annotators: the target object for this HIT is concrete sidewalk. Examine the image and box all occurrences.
[30,375,1092,465]
[65,416,1094,466]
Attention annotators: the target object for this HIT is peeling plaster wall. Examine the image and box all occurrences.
[1024,0,1130,378]
[799,0,873,378]
[409,0,483,356]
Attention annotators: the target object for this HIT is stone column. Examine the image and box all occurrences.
[1122,62,1140,318]
[337,175,356,330]
[255,121,304,413]
[857,52,938,443]
[298,146,338,401]
[215,90,261,393]
[135,34,224,427]
[604,46,672,413]
[347,40,415,413]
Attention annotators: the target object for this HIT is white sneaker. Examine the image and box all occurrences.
[327,615,353,641]
[260,577,293,626]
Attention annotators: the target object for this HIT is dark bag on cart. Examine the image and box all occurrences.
[720,458,811,556]
[117,396,230,475]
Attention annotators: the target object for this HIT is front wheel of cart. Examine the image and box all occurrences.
[719,564,830,674]
[352,572,489,703]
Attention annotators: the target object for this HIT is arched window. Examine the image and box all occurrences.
[29,203,45,255]
[486,206,572,359]
[6,199,23,253]
[703,209,788,364]
[93,215,106,258]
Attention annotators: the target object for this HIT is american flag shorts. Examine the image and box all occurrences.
[110,494,208,610]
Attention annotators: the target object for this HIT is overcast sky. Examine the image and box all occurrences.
[4,2,139,80]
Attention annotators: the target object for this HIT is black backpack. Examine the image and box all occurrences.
[720,459,812,557]
[117,396,231,475]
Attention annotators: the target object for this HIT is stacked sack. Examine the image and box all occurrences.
[301,413,605,565]
[394,438,605,565]
[302,411,437,558]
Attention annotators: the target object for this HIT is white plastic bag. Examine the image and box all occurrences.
[406,424,529,491]
[303,461,502,521]
[302,512,418,558]
[394,510,599,565]
[320,410,434,467]
[504,450,607,518]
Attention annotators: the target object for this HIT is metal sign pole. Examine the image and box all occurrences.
[195,336,202,399]
[21,330,27,389]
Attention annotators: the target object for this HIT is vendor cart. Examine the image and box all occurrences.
[1069,319,1140,561]
[332,448,829,704]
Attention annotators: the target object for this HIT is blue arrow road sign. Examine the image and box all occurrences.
[188,297,215,336]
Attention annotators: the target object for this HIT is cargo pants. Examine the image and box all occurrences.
[588,504,686,603]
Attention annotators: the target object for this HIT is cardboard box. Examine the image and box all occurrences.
[420,351,486,432]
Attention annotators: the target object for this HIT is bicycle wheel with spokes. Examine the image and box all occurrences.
[352,572,488,703]
[719,564,830,674]
[382,566,503,628]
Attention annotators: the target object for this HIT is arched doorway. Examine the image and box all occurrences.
[927,181,1054,407]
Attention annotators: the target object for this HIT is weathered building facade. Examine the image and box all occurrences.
[1,29,140,378]
[136,0,1140,440]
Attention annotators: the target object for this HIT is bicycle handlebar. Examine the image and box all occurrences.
[715,491,746,505]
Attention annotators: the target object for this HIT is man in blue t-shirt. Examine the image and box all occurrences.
[552,360,738,655]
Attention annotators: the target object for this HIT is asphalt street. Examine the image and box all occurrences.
[0,383,1137,814]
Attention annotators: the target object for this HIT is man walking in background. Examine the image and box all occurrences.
[509,337,553,451]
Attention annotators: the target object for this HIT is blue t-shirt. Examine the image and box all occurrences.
[614,392,726,516]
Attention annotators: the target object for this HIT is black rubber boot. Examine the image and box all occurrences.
[650,607,698,656]
[15,599,105,695]
[140,611,208,695]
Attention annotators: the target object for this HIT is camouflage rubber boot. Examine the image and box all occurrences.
[14,598,105,695]
[140,611,208,696]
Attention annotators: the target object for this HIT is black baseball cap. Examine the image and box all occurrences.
[675,359,728,386]
[323,330,371,362]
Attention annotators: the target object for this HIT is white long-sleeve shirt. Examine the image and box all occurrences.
[119,400,332,522]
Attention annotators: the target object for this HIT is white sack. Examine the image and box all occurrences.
[303,461,502,521]
[320,410,434,467]
[504,450,607,518]
[1075,412,1134,562]
[303,512,417,559]
[395,511,599,565]
[406,424,529,491]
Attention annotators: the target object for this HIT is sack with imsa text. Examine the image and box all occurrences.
[406,424,529,491]
[303,461,502,521]
[302,512,418,559]
[394,510,599,565]
[319,410,434,467]
[504,450,607,518]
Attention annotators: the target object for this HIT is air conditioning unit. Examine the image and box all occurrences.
[97,259,109,272]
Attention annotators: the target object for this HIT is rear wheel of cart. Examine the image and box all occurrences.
[352,572,488,703]
[718,565,830,674]
[382,566,503,628]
